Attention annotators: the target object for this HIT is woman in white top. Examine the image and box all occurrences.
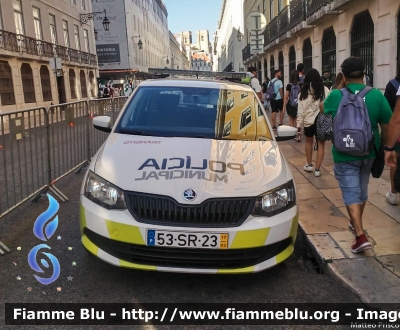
[297,68,330,177]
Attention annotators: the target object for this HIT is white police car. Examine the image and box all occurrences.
[80,72,298,273]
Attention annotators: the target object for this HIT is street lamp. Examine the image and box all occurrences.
[237,28,243,42]
[162,56,169,65]
[80,9,110,32]
[133,35,143,50]
[94,28,98,41]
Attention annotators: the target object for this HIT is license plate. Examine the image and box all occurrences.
[147,230,228,249]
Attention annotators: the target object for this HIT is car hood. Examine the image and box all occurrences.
[93,134,291,204]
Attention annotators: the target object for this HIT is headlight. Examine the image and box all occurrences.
[84,171,126,210]
[252,180,296,217]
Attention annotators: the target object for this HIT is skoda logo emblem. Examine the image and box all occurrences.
[183,189,196,201]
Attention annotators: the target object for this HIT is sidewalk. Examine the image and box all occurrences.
[278,128,400,304]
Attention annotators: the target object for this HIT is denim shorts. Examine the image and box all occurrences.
[333,159,374,206]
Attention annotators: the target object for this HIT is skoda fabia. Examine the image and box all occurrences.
[80,75,299,274]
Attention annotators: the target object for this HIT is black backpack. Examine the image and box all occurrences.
[103,87,109,97]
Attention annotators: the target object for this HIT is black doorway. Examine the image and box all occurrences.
[57,76,66,104]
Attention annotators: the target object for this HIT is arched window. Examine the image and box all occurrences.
[89,71,95,97]
[351,10,374,85]
[322,27,336,75]
[80,70,87,98]
[21,63,36,103]
[278,51,284,86]
[69,68,77,99]
[40,65,52,101]
[289,46,296,75]
[303,38,312,73]
[270,55,275,79]
[0,61,15,105]
[264,58,268,80]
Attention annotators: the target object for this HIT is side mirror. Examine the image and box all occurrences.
[275,125,297,141]
[93,116,112,133]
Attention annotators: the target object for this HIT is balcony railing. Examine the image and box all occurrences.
[41,41,55,57]
[81,52,90,65]
[89,54,97,66]
[69,49,81,63]
[264,25,270,47]
[278,5,289,37]
[290,0,307,29]
[0,28,97,66]
[269,16,278,42]
[56,45,69,61]
[0,29,18,52]
[242,44,251,62]
[18,35,37,55]
[307,0,332,17]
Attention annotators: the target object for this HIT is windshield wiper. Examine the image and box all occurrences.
[118,129,152,136]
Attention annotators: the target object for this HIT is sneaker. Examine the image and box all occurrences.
[385,191,399,205]
[314,169,321,177]
[351,234,372,253]
[273,126,277,131]
[304,164,314,172]
[348,222,355,234]
[295,133,302,142]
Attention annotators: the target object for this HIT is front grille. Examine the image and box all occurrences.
[84,228,292,269]
[124,192,255,227]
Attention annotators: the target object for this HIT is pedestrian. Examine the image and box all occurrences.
[297,68,330,177]
[246,66,263,101]
[363,74,372,87]
[332,72,345,90]
[297,63,305,85]
[385,98,400,168]
[321,65,336,90]
[113,86,120,97]
[262,77,271,110]
[103,85,110,98]
[283,69,300,129]
[323,56,392,253]
[383,70,400,204]
[268,69,284,130]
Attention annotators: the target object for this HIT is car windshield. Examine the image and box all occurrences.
[114,86,273,141]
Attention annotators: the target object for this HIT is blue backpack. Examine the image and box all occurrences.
[265,79,277,101]
[332,87,374,157]
[390,78,400,91]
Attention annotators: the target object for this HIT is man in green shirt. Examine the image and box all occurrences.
[322,57,392,253]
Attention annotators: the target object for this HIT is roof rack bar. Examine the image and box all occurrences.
[148,68,247,80]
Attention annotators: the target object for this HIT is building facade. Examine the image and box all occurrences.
[93,0,170,82]
[174,32,193,69]
[214,0,246,73]
[192,51,212,72]
[169,31,190,70]
[175,30,213,71]
[0,0,99,112]
[242,0,400,91]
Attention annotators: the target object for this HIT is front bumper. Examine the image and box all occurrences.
[80,196,299,274]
